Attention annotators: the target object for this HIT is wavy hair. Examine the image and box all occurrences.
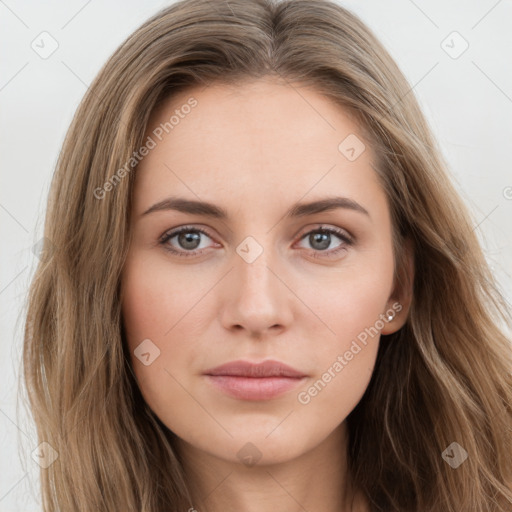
[21,0,512,510]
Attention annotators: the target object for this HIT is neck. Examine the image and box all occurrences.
[174,421,368,512]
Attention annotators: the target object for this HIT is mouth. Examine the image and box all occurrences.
[203,359,308,401]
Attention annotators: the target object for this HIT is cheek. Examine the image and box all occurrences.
[121,252,211,421]
[293,244,394,395]
[299,246,394,343]
[121,252,199,343]
[293,273,393,427]
[121,254,190,387]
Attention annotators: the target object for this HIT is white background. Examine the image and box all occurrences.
[1,1,511,510]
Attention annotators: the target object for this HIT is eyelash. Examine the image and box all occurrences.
[159,224,354,260]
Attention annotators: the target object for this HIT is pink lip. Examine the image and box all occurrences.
[203,360,307,401]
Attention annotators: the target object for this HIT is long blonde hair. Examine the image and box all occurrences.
[21,0,512,510]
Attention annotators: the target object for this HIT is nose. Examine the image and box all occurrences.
[219,244,294,337]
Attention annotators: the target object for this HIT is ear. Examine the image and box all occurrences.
[380,237,414,335]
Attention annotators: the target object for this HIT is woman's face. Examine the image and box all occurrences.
[121,78,411,466]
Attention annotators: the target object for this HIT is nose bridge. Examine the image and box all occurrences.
[225,232,291,332]
[235,234,279,301]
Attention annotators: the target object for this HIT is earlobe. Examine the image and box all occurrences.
[381,237,415,335]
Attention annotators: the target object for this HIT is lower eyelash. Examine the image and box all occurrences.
[159,225,353,258]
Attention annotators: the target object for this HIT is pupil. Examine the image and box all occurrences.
[179,232,200,249]
[312,232,330,250]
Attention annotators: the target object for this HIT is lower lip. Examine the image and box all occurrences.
[205,375,306,400]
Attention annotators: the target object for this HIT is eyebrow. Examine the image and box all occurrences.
[141,195,370,220]
[141,196,370,220]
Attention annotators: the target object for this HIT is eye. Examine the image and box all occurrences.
[159,225,218,258]
[159,224,354,259]
[295,225,353,259]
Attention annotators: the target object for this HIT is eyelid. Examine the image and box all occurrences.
[159,224,214,243]
[294,224,353,243]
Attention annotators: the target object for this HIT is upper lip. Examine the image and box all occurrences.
[204,360,307,378]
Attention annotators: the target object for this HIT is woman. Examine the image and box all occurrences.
[22,0,512,510]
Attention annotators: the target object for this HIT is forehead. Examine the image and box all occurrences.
[133,78,383,217]
[144,78,368,152]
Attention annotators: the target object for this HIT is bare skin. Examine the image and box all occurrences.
[121,76,413,512]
